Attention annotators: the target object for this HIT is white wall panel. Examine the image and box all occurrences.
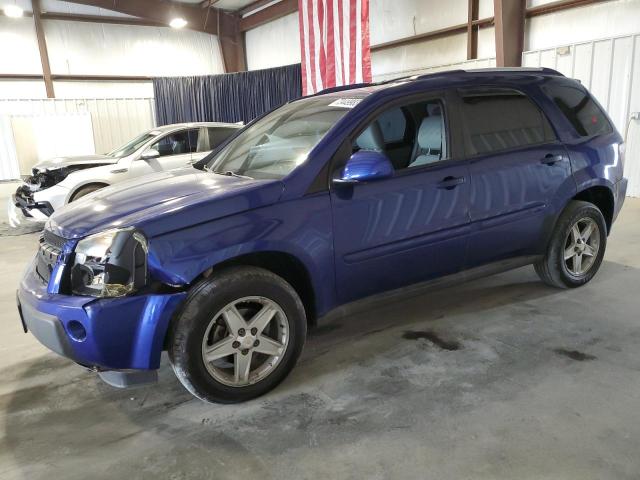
[370,0,467,46]
[372,33,469,79]
[0,116,20,180]
[523,32,640,197]
[0,81,155,100]
[53,81,154,99]
[526,0,640,51]
[0,17,42,74]
[40,0,135,18]
[477,26,496,59]
[0,97,155,179]
[43,20,224,77]
[7,0,131,17]
[478,0,494,19]
[0,81,48,99]
[246,13,301,71]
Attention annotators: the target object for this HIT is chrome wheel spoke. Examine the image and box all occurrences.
[234,351,253,385]
[581,222,595,241]
[571,224,581,243]
[573,253,582,274]
[222,306,246,336]
[205,336,236,362]
[583,244,596,257]
[564,246,575,260]
[254,335,284,356]
[248,305,277,334]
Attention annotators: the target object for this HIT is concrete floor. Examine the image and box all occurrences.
[1,193,640,479]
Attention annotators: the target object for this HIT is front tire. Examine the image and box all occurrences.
[168,267,307,403]
[535,200,607,288]
[70,184,106,202]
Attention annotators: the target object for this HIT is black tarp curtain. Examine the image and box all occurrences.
[152,63,302,126]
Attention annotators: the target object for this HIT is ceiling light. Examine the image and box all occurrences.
[3,4,24,17]
[169,17,187,29]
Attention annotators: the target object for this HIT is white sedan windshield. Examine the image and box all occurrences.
[207,97,357,179]
[107,132,158,158]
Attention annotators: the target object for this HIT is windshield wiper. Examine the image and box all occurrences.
[212,170,253,180]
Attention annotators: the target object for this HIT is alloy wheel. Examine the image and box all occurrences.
[201,296,289,387]
[563,217,600,276]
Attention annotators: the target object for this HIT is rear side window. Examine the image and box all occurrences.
[188,127,239,153]
[543,83,613,137]
[459,90,554,156]
[207,127,239,147]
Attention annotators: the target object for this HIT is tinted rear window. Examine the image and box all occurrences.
[543,82,613,137]
[459,90,554,156]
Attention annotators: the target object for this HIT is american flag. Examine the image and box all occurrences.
[298,0,372,96]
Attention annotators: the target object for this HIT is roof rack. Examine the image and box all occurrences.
[309,67,564,98]
[312,82,373,97]
[463,67,564,76]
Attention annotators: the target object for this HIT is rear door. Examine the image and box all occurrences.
[330,93,472,304]
[457,87,574,267]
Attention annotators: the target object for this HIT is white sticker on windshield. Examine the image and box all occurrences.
[328,98,362,109]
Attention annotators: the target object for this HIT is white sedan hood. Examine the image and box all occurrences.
[33,154,118,173]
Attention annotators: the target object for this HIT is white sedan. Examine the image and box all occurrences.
[9,122,241,226]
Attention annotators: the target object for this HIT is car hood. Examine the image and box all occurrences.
[34,154,118,172]
[47,168,285,239]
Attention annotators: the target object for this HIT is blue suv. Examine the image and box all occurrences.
[17,68,628,403]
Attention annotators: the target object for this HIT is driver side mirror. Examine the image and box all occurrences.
[333,150,394,185]
[140,148,160,161]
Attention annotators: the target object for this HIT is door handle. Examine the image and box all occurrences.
[541,153,565,165]
[437,176,465,190]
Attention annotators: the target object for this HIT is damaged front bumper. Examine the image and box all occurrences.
[9,183,69,227]
[17,259,187,388]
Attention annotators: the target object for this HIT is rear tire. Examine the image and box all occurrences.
[168,266,307,403]
[535,200,607,288]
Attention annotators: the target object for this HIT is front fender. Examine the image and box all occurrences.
[147,194,337,316]
[58,165,117,204]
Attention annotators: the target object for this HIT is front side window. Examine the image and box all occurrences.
[151,130,192,157]
[543,82,613,137]
[207,97,355,179]
[353,99,447,170]
[459,90,554,156]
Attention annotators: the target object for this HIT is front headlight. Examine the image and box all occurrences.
[71,228,148,297]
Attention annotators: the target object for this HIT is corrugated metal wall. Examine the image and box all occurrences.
[0,97,155,180]
[523,33,640,197]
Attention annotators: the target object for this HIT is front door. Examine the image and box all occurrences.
[330,96,471,304]
[456,87,575,267]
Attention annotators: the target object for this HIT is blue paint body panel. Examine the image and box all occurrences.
[17,69,627,373]
[19,258,186,369]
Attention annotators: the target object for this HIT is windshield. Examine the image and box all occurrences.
[107,131,159,158]
[206,97,357,179]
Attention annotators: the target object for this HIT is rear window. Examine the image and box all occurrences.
[459,89,554,156]
[543,82,613,137]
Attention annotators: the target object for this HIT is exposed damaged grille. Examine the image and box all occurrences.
[35,230,68,283]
